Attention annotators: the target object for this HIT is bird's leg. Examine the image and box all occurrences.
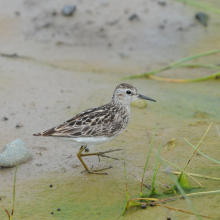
[81,148,123,161]
[76,146,111,175]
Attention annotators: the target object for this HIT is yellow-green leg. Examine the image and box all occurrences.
[76,146,115,174]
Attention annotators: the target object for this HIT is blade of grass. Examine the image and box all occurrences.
[124,49,220,79]
[121,145,129,216]
[163,159,203,187]
[155,204,213,219]
[185,138,220,165]
[161,189,220,203]
[140,123,159,195]
[133,175,151,190]
[182,123,212,171]
[0,205,10,220]
[174,63,220,70]
[10,165,19,219]
[147,71,220,83]
[174,0,220,15]
[159,156,202,220]
[171,171,220,181]
[171,50,220,66]
[149,144,162,196]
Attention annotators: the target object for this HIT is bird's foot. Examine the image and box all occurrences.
[97,148,123,161]
[81,165,113,175]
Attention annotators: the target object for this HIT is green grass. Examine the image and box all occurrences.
[124,49,220,82]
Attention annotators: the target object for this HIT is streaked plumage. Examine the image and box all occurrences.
[34,83,156,174]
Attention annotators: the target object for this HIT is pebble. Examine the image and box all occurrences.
[62,5,76,16]
[50,184,53,187]
[0,139,32,168]
[51,212,53,214]
[158,1,166,6]
[85,148,89,152]
[57,208,61,211]
[100,1,109,6]
[141,204,147,209]
[129,14,139,21]
[195,12,209,26]
[167,217,171,220]
[15,124,23,128]
[150,202,155,207]
[3,117,8,121]
[131,99,147,109]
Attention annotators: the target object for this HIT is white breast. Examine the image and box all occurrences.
[52,136,112,147]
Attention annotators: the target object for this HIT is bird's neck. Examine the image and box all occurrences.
[111,100,131,113]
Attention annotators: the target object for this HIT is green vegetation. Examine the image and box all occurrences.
[124,49,220,82]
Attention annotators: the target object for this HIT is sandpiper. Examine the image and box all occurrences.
[34,83,156,174]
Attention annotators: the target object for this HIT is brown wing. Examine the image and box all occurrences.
[33,103,127,138]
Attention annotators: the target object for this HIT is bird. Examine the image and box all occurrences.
[33,83,156,174]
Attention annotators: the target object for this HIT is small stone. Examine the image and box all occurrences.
[50,184,53,187]
[141,204,147,209]
[15,11,20,16]
[129,14,139,21]
[52,11,57,16]
[85,148,89,152]
[62,5,76,16]
[167,217,171,220]
[150,202,155,207]
[158,1,166,6]
[195,12,209,26]
[3,117,8,121]
[57,208,61,211]
[0,139,32,168]
[131,99,147,109]
[51,212,53,214]
[100,1,109,6]
[15,124,23,128]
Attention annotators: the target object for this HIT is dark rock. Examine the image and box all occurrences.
[62,5,76,16]
[141,204,147,209]
[100,1,109,6]
[150,202,155,207]
[57,208,61,211]
[129,14,139,21]
[158,1,166,6]
[15,11,20,16]
[85,148,89,152]
[3,117,8,121]
[167,218,171,220]
[195,12,209,26]
[51,212,53,214]
[50,184,53,187]
[16,124,23,128]
[52,11,57,16]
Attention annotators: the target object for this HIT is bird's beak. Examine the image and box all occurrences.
[138,94,156,102]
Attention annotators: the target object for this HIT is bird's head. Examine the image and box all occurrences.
[112,83,156,105]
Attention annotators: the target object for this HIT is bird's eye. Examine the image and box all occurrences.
[126,90,131,95]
